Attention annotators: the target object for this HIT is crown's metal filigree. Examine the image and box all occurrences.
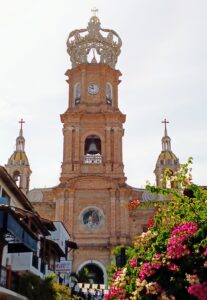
[67,11,122,69]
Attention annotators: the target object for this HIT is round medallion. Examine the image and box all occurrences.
[82,208,102,229]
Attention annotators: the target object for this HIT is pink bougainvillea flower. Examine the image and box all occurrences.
[203,247,207,256]
[128,199,141,210]
[139,262,162,281]
[167,222,198,259]
[129,259,138,267]
[188,281,207,300]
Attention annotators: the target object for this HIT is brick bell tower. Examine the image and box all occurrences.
[29,10,150,285]
[59,11,132,280]
[60,13,125,184]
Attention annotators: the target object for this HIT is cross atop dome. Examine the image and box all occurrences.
[154,120,180,187]
[162,118,169,137]
[19,118,25,128]
[161,118,171,151]
[19,118,25,136]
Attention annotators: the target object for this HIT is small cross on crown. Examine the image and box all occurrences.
[91,7,98,16]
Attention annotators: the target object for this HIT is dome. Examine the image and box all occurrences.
[156,150,179,167]
[158,150,178,161]
[8,151,29,165]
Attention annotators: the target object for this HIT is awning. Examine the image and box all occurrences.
[66,240,78,249]
[41,238,65,257]
[0,209,37,252]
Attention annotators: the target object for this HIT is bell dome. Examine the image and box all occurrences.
[8,151,29,166]
[5,119,32,194]
[154,119,180,187]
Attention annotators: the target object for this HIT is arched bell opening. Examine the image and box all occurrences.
[106,82,112,105]
[74,82,81,105]
[84,135,102,164]
[162,168,175,188]
[13,170,21,188]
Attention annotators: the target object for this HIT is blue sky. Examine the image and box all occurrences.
[0,0,207,189]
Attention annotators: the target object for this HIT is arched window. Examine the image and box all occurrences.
[74,82,81,105]
[84,135,102,164]
[13,170,21,188]
[162,169,175,188]
[106,83,112,105]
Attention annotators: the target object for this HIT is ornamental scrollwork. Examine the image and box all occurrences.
[67,16,122,69]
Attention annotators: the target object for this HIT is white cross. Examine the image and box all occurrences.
[91,7,98,16]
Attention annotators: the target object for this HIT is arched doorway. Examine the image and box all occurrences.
[77,260,107,285]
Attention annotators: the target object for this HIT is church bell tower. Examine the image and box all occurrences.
[29,11,147,284]
[154,119,180,187]
[60,10,125,184]
[5,119,32,194]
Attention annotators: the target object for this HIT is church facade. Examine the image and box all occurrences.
[6,13,179,285]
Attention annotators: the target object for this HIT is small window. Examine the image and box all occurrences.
[74,82,81,105]
[106,83,112,105]
[1,189,11,205]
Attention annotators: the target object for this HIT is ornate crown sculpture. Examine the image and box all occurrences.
[67,9,122,69]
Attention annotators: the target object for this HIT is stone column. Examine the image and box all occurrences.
[110,189,117,245]
[117,127,123,162]
[113,126,122,167]
[119,190,129,245]
[105,127,112,172]
[113,78,118,109]
[113,127,119,163]
[55,197,65,222]
[105,127,111,161]
[74,127,80,172]
[64,189,75,238]
[62,126,74,172]
[115,189,120,238]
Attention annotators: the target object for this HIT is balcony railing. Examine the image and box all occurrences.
[84,154,102,164]
[0,265,23,295]
[0,265,7,288]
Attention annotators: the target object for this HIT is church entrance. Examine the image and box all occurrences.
[72,261,106,299]
[78,263,104,284]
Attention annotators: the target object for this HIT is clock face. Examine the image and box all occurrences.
[88,83,99,95]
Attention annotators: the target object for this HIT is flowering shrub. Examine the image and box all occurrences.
[128,199,141,210]
[167,221,198,259]
[188,282,207,300]
[107,159,207,299]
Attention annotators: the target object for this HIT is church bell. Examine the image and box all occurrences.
[87,140,99,154]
